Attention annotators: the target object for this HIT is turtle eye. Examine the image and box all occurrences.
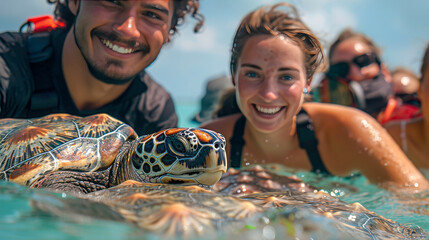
[173,141,186,153]
[167,137,190,156]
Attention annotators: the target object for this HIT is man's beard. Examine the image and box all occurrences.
[73,25,150,85]
[86,59,135,85]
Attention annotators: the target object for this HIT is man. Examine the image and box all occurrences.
[0,0,203,135]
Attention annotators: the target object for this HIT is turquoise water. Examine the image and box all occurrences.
[176,100,201,128]
[1,101,428,239]
[1,170,428,239]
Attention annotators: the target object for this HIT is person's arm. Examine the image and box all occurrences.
[310,103,429,190]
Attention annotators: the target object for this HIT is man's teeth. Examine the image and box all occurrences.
[101,39,135,54]
[255,105,282,114]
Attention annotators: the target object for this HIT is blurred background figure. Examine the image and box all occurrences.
[378,67,422,124]
[385,44,429,170]
[311,28,393,119]
[192,74,233,123]
[392,67,420,96]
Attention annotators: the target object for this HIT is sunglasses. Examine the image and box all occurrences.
[327,52,381,78]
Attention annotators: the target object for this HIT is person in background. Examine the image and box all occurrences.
[211,87,240,119]
[192,74,233,124]
[0,0,203,135]
[201,3,429,191]
[312,28,393,120]
[391,67,420,96]
[385,44,429,170]
[379,67,422,124]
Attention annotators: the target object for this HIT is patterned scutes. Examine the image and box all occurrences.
[136,128,224,172]
[0,114,137,184]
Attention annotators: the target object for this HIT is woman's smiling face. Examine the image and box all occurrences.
[234,34,308,133]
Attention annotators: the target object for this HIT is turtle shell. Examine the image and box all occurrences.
[0,114,137,186]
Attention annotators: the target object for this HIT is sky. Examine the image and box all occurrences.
[1,0,429,103]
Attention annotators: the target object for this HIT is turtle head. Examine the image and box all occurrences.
[131,128,227,186]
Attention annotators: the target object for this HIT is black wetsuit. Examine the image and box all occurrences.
[229,108,330,174]
[0,28,177,135]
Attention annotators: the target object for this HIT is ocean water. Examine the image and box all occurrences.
[1,101,428,239]
[176,100,201,128]
[1,169,428,239]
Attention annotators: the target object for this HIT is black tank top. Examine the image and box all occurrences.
[229,108,330,174]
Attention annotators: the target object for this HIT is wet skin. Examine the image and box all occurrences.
[235,35,307,134]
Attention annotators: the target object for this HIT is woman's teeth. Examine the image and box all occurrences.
[255,105,282,114]
[101,39,135,54]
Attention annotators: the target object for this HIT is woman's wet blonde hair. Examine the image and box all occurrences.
[230,3,326,80]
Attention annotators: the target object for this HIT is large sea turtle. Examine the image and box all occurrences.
[0,114,425,239]
[30,166,426,239]
[0,113,227,193]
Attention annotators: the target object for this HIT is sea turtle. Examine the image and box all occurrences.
[30,166,426,239]
[0,113,227,194]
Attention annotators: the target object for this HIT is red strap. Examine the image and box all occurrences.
[378,98,398,124]
[26,15,65,33]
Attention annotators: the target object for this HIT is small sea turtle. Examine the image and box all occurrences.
[30,166,426,239]
[0,113,227,193]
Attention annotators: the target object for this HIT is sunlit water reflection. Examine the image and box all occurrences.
[0,165,428,240]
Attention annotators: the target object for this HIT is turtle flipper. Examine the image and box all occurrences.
[31,169,110,194]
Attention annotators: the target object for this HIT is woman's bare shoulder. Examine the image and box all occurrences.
[301,104,429,188]
[302,102,372,127]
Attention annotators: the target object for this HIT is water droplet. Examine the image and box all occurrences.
[262,225,276,240]
[348,214,357,221]
[261,216,270,224]
[264,139,269,143]
[384,162,388,167]
[245,162,250,166]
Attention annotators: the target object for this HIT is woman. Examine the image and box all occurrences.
[385,44,429,170]
[201,3,428,190]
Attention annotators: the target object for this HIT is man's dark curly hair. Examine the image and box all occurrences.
[46,0,204,34]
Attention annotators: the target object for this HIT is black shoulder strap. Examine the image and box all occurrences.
[26,32,59,116]
[296,108,329,174]
[229,115,246,168]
